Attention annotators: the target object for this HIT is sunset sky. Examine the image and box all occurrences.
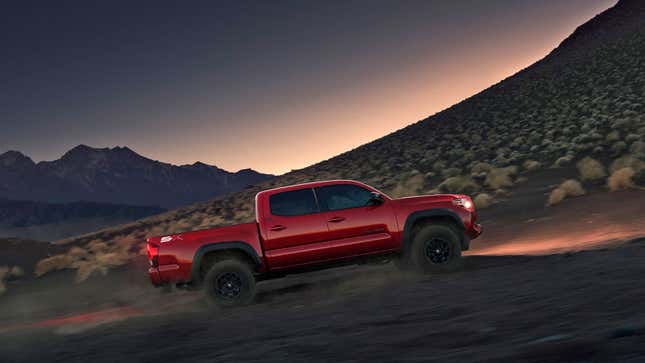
[1,0,616,174]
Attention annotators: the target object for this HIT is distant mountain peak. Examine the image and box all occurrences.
[61,144,101,160]
[60,145,144,164]
[0,150,35,168]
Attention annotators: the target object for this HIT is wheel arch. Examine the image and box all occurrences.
[401,209,467,256]
[190,241,262,283]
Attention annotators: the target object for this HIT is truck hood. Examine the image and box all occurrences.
[390,193,465,208]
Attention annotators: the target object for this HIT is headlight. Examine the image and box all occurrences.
[452,197,474,211]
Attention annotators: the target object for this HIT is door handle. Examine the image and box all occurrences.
[270,225,287,231]
[328,216,345,223]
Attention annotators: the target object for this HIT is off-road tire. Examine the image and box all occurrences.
[203,259,256,308]
[409,223,462,273]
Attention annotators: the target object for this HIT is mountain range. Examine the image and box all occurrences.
[0,145,273,209]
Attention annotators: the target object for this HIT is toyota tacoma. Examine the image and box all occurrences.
[147,180,482,307]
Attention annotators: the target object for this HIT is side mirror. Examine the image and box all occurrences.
[367,192,384,206]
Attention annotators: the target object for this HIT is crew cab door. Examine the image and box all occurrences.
[314,184,398,258]
[260,188,329,269]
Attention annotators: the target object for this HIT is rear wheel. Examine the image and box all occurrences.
[203,259,256,308]
[409,223,462,273]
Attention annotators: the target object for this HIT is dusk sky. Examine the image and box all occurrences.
[1,0,616,174]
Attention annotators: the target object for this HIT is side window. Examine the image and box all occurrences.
[269,189,319,216]
[316,185,374,211]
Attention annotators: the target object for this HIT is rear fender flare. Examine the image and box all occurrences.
[190,241,262,282]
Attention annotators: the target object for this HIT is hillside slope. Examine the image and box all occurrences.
[38,0,645,279]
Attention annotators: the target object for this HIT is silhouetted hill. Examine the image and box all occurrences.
[0,145,273,208]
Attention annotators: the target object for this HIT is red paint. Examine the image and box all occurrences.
[147,180,481,285]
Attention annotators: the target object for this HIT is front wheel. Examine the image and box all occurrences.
[409,223,462,273]
[203,259,256,308]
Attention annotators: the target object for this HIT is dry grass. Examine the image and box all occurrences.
[35,255,75,277]
[35,232,141,282]
[606,130,620,142]
[548,188,567,206]
[485,167,515,189]
[548,179,585,206]
[10,266,23,277]
[438,176,480,194]
[0,265,25,296]
[560,179,586,197]
[610,154,645,174]
[474,193,494,209]
[607,167,635,191]
[554,155,574,167]
[471,162,493,174]
[523,160,542,172]
[577,157,606,182]
[389,173,425,198]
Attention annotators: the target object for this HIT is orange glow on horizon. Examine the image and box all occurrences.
[161,14,609,175]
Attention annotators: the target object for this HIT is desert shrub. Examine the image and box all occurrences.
[432,161,446,173]
[630,140,645,157]
[553,154,574,167]
[560,179,586,197]
[576,157,606,182]
[35,254,74,276]
[67,246,88,259]
[633,168,645,186]
[607,167,635,191]
[610,154,645,173]
[606,130,620,142]
[625,134,641,143]
[441,167,461,178]
[87,239,109,254]
[10,266,23,277]
[612,141,628,155]
[0,265,23,295]
[389,173,425,198]
[523,160,541,172]
[438,176,480,194]
[75,261,108,283]
[471,162,492,174]
[548,179,585,206]
[474,193,494,209]
[548,188,567,206]
[485,167,514,189]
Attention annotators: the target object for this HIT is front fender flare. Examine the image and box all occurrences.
[401,209,466,255]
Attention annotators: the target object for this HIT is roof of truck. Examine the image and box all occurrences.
[256,179,374,197]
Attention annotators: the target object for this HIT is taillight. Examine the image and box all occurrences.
[452,196,474,211]
[147,239,159,267]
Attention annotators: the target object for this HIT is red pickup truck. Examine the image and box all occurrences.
[147,180,481,307]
